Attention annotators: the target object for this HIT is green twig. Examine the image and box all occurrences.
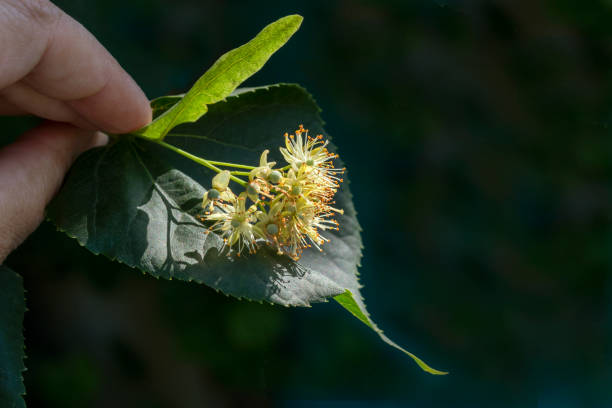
[154,140,247,187]
[207,161,256,170]
[230,171,251,176]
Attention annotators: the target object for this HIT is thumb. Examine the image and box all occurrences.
[0,121,104,261]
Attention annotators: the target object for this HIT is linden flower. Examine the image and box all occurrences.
[205,192,261,255]
[281,169,305,197]
[277,196,340,259]
[249,149,277,181]
[199,124,345,260]
[202,170,235,212]
[254,200,284,254]
[280,125,332,170]
[282,167,343,216]
[280,126,345,194]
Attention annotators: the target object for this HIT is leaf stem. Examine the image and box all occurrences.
[155,140,247,187]
[230,171,252,176]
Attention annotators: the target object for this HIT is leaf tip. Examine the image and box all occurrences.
[283,14,304,26]
[334,289,448,375]
[275,14,303,36]
[408,353,448,375]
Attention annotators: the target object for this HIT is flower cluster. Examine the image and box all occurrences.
[200,125,345,260]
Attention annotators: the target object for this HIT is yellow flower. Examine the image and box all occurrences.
[202,170,235,212]
[204,192,262,255]
[199,125,345,260]
[249,149,277,181]
[254,200,284,254]
[273,196,339,259]
[280,125,334,169]
[280,125,344,198]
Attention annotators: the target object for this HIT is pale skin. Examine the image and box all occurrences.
[0,0,152,262]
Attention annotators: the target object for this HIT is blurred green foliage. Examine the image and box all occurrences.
[4,0,612,406]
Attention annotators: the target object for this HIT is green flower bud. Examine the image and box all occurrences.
[266,223,279,235]
[246,182,260,202]
[268,170,282,184]
[207,188,220,199]
[291,184,302,195]
[246,183,259,196]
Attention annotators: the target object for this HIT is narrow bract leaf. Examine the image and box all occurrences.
[0,266,26,408]
[334,290,448,375]
[137,15,303,140]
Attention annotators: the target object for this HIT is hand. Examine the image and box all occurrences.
[0,0,152,262]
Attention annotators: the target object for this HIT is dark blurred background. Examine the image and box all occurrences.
[4,0,612,406]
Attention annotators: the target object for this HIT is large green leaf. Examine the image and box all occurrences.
[137,15,302,140]
[0,266,26,407]
[48,84,445,374]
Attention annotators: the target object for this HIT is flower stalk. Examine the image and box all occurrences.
[155,140,247,187]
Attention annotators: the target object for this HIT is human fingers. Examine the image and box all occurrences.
[0,0,151,133]
[1,82,95,129]
[0,121,105,261]
[0,96,26,116]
